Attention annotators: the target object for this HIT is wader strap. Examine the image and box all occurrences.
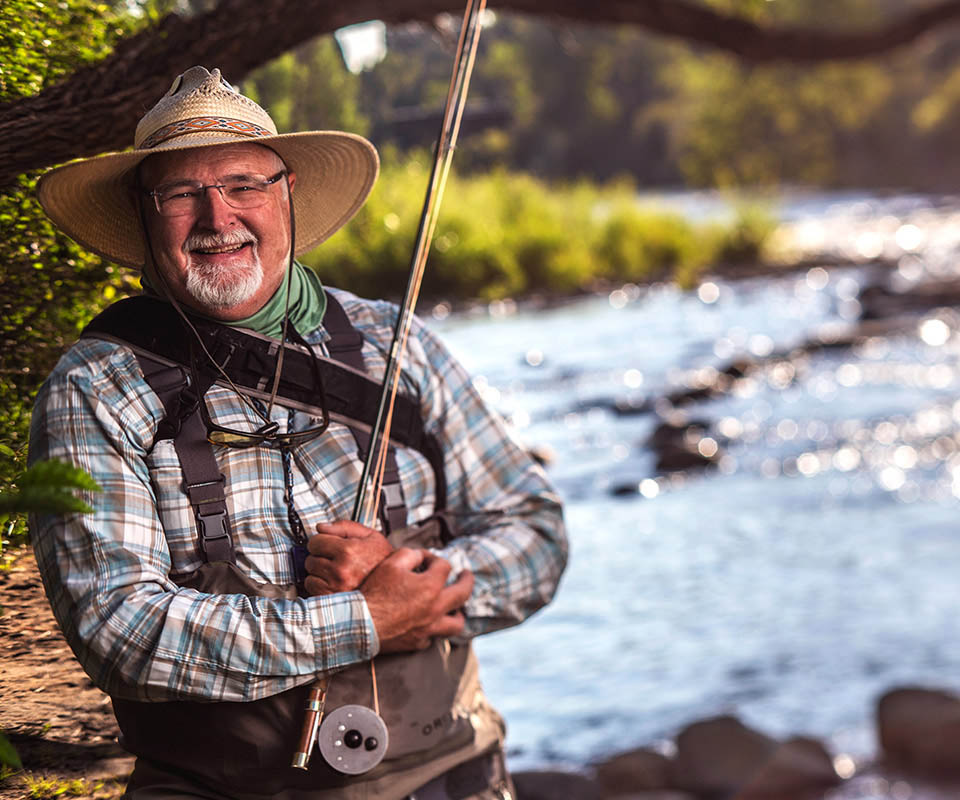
[320,294,365,372]
[83,294,434,551]
[323,294,408,534]
[132,349,235,564]
[81,295,447,506]
[134,360,190,441]
[175,410,234,563]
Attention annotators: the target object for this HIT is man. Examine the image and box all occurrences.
[29,66,567,799]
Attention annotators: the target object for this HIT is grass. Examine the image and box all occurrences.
[23,774,119,799]
[301,155,776,302]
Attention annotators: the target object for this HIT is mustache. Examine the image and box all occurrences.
[183,228,257,253]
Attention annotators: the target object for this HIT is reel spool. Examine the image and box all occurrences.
[318,704,389,775]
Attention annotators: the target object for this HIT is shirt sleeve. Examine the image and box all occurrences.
[405,315,569,639]
[28,342,378,703]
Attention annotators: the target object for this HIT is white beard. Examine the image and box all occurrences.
[183,229,263,310]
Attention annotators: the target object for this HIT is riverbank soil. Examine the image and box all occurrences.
[0,547,131,799]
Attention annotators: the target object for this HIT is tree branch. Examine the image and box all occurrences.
[3,0,960,187]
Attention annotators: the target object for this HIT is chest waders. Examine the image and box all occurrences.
[82,295,504,798]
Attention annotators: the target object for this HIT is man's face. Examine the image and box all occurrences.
[139,143,297,320]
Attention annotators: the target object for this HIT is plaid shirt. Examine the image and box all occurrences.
[29,289,566,702]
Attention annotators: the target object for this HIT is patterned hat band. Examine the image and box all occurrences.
[139,116,273,150]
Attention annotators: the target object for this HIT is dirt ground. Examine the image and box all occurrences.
[0,547,132,799]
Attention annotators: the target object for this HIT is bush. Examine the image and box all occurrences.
[303,155,774,301]
[0,0,139,543]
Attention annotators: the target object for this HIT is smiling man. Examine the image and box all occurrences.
[138,143,294,316]
[28,67,567,799]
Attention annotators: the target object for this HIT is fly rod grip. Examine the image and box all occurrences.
[291,680,328,769]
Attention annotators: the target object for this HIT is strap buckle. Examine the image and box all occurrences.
[196,507,234,562]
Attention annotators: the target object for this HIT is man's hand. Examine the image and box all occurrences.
[303,520,394,596]
[360,548,474,654]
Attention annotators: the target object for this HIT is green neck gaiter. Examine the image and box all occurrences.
[142,259,327,339]
[224,259,327,338]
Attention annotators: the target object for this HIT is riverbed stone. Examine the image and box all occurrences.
[734,736,840,799]
[646,420,719,473]
[594,748,674,794]
[877,686,960,775]
[672,715,777,795]
[511,769,602,800]
[859,278,960,320]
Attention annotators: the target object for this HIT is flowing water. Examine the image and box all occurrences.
[430,192,960,772]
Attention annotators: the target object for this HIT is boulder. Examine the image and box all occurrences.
[877,686,960,775]
[511,769,603,800]
[735,736,840,799]
[594,748,674,794]
[672,716,777,796]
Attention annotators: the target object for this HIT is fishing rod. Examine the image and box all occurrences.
[292,0,487,770]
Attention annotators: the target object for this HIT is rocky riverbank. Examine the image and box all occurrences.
[512,689,960,799]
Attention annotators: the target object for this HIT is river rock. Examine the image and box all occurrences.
[877,686,960,775]
[666,385,723,407]
[882,281,959,316]
[646,420,719,474]
[672,716,778,796]
[734,736,840,799]
[511,769,603,800]
[858,278,960,320]
[594,748,674,794]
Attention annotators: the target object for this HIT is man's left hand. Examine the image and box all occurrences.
[303,520,394,595]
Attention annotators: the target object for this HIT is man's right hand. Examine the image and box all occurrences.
[304,520,393,595]
[360,548,474,654]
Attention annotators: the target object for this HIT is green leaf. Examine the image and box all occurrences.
[0,730,22,770]
[19,459,100,492]
[0,460,99,516]
[0,444,15,458]
[0,485,95,515]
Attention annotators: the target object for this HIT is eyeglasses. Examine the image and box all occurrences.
[144,170,287,217]
[191,340,330,449]
[198,399,330,448]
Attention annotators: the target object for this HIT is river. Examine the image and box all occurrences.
[429,191,960,772]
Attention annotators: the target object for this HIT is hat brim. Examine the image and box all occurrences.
[37,131,379,268]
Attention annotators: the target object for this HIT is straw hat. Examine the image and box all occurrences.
[38,66,379,268]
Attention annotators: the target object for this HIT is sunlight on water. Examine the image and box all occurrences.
[433,193,960,770]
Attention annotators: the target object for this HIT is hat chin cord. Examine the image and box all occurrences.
[133,169,298,429]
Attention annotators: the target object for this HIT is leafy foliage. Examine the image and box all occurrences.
[362,16,675,183]
[655,51,894,187]
[350,4,960,190]
[0,1,139,540]
[23,774,108,798]
[302,152,774,301]
[0,0,135,102]
[0,734,22,770]
[0,459,100,517]
[241,37,367,135]
[0,456,100,770]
